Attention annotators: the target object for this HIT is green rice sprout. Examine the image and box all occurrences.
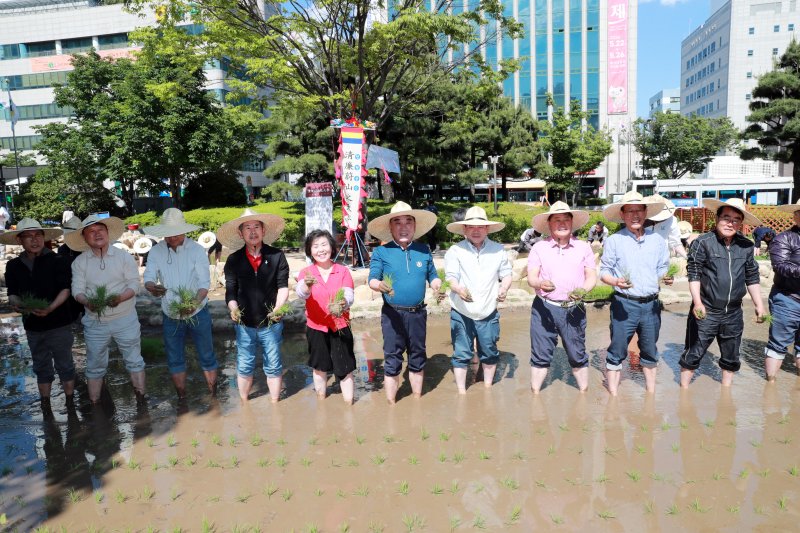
[268,303,292,323]
[383,274,395,298]
[664,262,680,281]
[694,308,706,320]
[328,288,348,317]
[430,484,443,495]
[397,480,410,495]
[168,286,198,324]
[86,285,118,317]
[18,294,49,315]
[758,313,774,325]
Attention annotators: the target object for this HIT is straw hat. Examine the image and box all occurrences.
[62,216,82,234]
[142,208,200,238]
[133,237,153,255]
[446,206,506,235]
[776,199,800,215]
[216,208,285,250]
[531,201,590,235]
[197,231,217,249]
[602,191,664,223]
[678,220,694,239]
[0,218,62,245]
[702,198,761,226]
[367,201,438,242]
[647,194,677,222]
[63,214,126,252]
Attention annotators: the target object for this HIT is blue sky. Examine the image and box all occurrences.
[636,0,710,118]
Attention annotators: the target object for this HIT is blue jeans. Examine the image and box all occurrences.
[606,296,661,370]
[163,307,217,374]
[450,309,500,369]
[235,321,284,377]
[765,291,800,360]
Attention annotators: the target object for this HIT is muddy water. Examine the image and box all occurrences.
[1,303,799,532]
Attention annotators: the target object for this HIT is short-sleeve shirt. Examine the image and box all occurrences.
[297,263,354,332]
[528,237,595,301]
[368,241,437,307]
[445,238,512,320]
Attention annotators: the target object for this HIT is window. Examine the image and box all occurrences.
[1,102,73,121]
[61,37,93,54]
[774,25,780,32]
[747,71,752,78]
[0,135,41,150]
[97,33,128,50]
[773,48,779,56]
[790,24,795,31]
[711,42,716,52]
[748,49,754,56]
[745,93,752,100]
[26,41,56,58]
[0,44,21,60]
[5,71,69,90]
[749,27,755,34]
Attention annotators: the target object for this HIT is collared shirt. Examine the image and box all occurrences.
[368,241,437,307]
[72,245,140,322]
[296,263,354,332]
[224,243,289,328]
[600,227,669,298]
[528,237,595,301]
[245,247,262,272]
[143,238,210,319]
[587,225,608,242]
[445,238,512,320]
[653,217,682,252]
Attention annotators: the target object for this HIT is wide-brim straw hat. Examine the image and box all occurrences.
[446,206,506,235]
[0,218,63,244]
[776,199,800,215]
[367,201,438,242]
[64,214,126,252]
[602,191,664,223]
[531,201,590,235]
[702,198,761,226]
[216,208,285,250]
[142,208,200,238]
[678,221,694,239]
[647,193,677,222]
[62,216,82,235]
[197,231,217,249]
[133,237,153,254]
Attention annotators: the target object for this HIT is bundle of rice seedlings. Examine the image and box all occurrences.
[328,288,347,317]
[383,274,395,298]
[168,286,198,325]
[434,269,450,304]
[694,308,706,320]
[563,288,588,311]
[756,313,773,325]
[463,287,473,301]
[18,294,49,315]
[621,271,634,288]
[268,303,292,323]
[231,307,244,325]
[303,271,317,287]
[662,262,680,283]
[86,285,118,317]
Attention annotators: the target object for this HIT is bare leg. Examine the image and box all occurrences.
[87,378,104,404]
[764,357,782,382]
[266,376,282,403]
[680,368,694,389]
[171,371,187,399]
[203,369,218,395]
[482,364,497,388]
[408,371,424,398]
[385,374,400,404]
[453,367,468,394]
[37,382,52,399]
[572,366,589,392]
[312,369,328,398]
[62,379,75,398]
[530,367,548,394]
[130,370,146,405]
[340,373,354,404]
[642,366,657,393]
[605,369,621,396]
[721,369,734,387]
[237,375,253,402]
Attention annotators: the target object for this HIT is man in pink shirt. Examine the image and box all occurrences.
[526,202,597,393]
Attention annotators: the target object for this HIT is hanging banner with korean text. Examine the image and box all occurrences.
[305,182,333,236]
[335,127,368,234]
[607,0,628,114]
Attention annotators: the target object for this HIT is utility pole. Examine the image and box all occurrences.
[489,155,499,215]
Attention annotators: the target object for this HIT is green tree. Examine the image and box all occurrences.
[633,111,739,181]
[742,40,800,202]
[0,153,37,168]
[183,169,247,209]
[538,98,612,203]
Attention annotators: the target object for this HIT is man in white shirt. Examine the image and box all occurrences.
[143,208,217,400]
[647,194,688,259]
[445,206,513,393]
[66,214,145,405]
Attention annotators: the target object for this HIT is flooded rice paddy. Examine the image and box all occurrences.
[1,302,799,532]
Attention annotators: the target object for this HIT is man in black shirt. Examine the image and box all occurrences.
[3,219,76,409]
[218,209,289,403]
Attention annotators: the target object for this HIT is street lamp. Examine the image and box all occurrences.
[489,155,499,215]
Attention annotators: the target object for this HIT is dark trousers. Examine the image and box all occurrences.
[381,304,428,376]
[529,297,588,368]
[680,305,744,372]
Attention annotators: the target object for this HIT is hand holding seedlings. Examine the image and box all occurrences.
[617,273,634,289]
[435,269,450,304]
[328,288,347,317]
[755,312,772,324]
[568,288,588,301]
[379,274,395,297]
[662,263,680,285]
[86,285,119,317]
[304,271,317,287]
[268,303,292,323]
[693,305,706,320]
[458,287,474,303]
[147,283,167,297]
[539,279,556,293]
[230,307,243,323]
[18,294,50,316]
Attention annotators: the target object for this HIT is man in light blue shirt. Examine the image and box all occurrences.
[600,192,669,396]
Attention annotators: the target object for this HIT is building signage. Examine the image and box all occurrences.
[30,48,140,73]
[607,0,628,115]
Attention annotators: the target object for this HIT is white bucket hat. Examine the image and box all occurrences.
[133,237,153,254]
[0,218,63,245]
[216,208,285,250]
[142,208,200,238]
[446,206,505,235]
[702,198,761,227]
[63,214,126,252]
[367,201,438,242]
[602,191,664,223]
[647,194,677,222]
[531,201,590,235]
[776,199,800,215]
[62,216,82,234]
[197,231,217,249]
[678,220,694,239]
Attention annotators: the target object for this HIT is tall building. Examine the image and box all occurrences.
[680,0,798,129]
[648,88,680,117]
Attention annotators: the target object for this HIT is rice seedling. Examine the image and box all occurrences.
[170,487,179,501]
[151,461,161,472]
[453,452,465,464]
[336,488,346,498]
[478,450,490,460]
[211,434,222,446]
[626,470,641,482]
[397,480,410,495]
[17,294,50,315]
[679,420,689,430]
[565,477,582,486]
[546,444,556,456]
[347,458,359,466]
[307,436,319,446]
[501,477,519,490]
[661,421,673,431]
[263,483,278,498]
[127,458,141,470]
[228,455,240,468]
[167,434,177,447]
[435,268,451,301]
[689,499,710,513]
[191,438,199,448]
[383,434,397,443]
[507,506,522,525]
[140,485,155,501]
[603,446,618,457]
[314,488,324,496]
[754,505,767,516]
[430,484,443,495]
[407,455,419,465]
[448,516,462,532]
[281,489,293,501]
[535,428,546,436]
[13,495,25,508]
[438,452,448,463]
[234,492,251,503]
[558,423,569,432]
[339,523,351,533]
[184,455,197,467]
[778,414,790,425]
[420,428,430,441]
[276,437,288,446]
[595,473,610,483]
[402,514,424,532]
[370,454,387,465]
[114,490,127,504]
[353,485,369,497]
[382,274,395,298]
[757,313,774,325]
[201,517,215,533]
[473,482,485,494]
[275,455,288,468]
[694,308,706,320]
[145,437,155,448]
[111,458,120,468]
[94,491,104,504]
[207,495,220,502]
[551,515,564,525]
[86,285,118,318]
[778,496,788,511]
[738,468,750,479]
[250,434,263,446]
[368,521,385,533]
[671,443,680,453]
[448,481,460,495]
[758,468,770,478]
[535,479,547,489]
[167,455,179,467]
[703,419,715,428]
[712,471,725,481]
[327,288,348,317]
[355,435,366,445]
[439,431,450,442]
[264,302,292,325]
[727,505,740,514]
[300,457,312,467]
[256,458,269,468]
[644,500,655,514]
[727,418,738,427]
[472,514,487,530]
[206,459,220,468]
[512,451,526,460]
[598,510,616,520]
[635,445,647,455]
[777,436,793,445]
[228,435,238,447]
[788,465,799,476]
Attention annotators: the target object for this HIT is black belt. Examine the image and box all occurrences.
[615,292,659,304]
[385,302,426,313]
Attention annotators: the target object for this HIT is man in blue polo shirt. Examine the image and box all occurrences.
[368,202,442,404]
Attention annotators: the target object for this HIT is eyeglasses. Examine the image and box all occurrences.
[719,216,743,226]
